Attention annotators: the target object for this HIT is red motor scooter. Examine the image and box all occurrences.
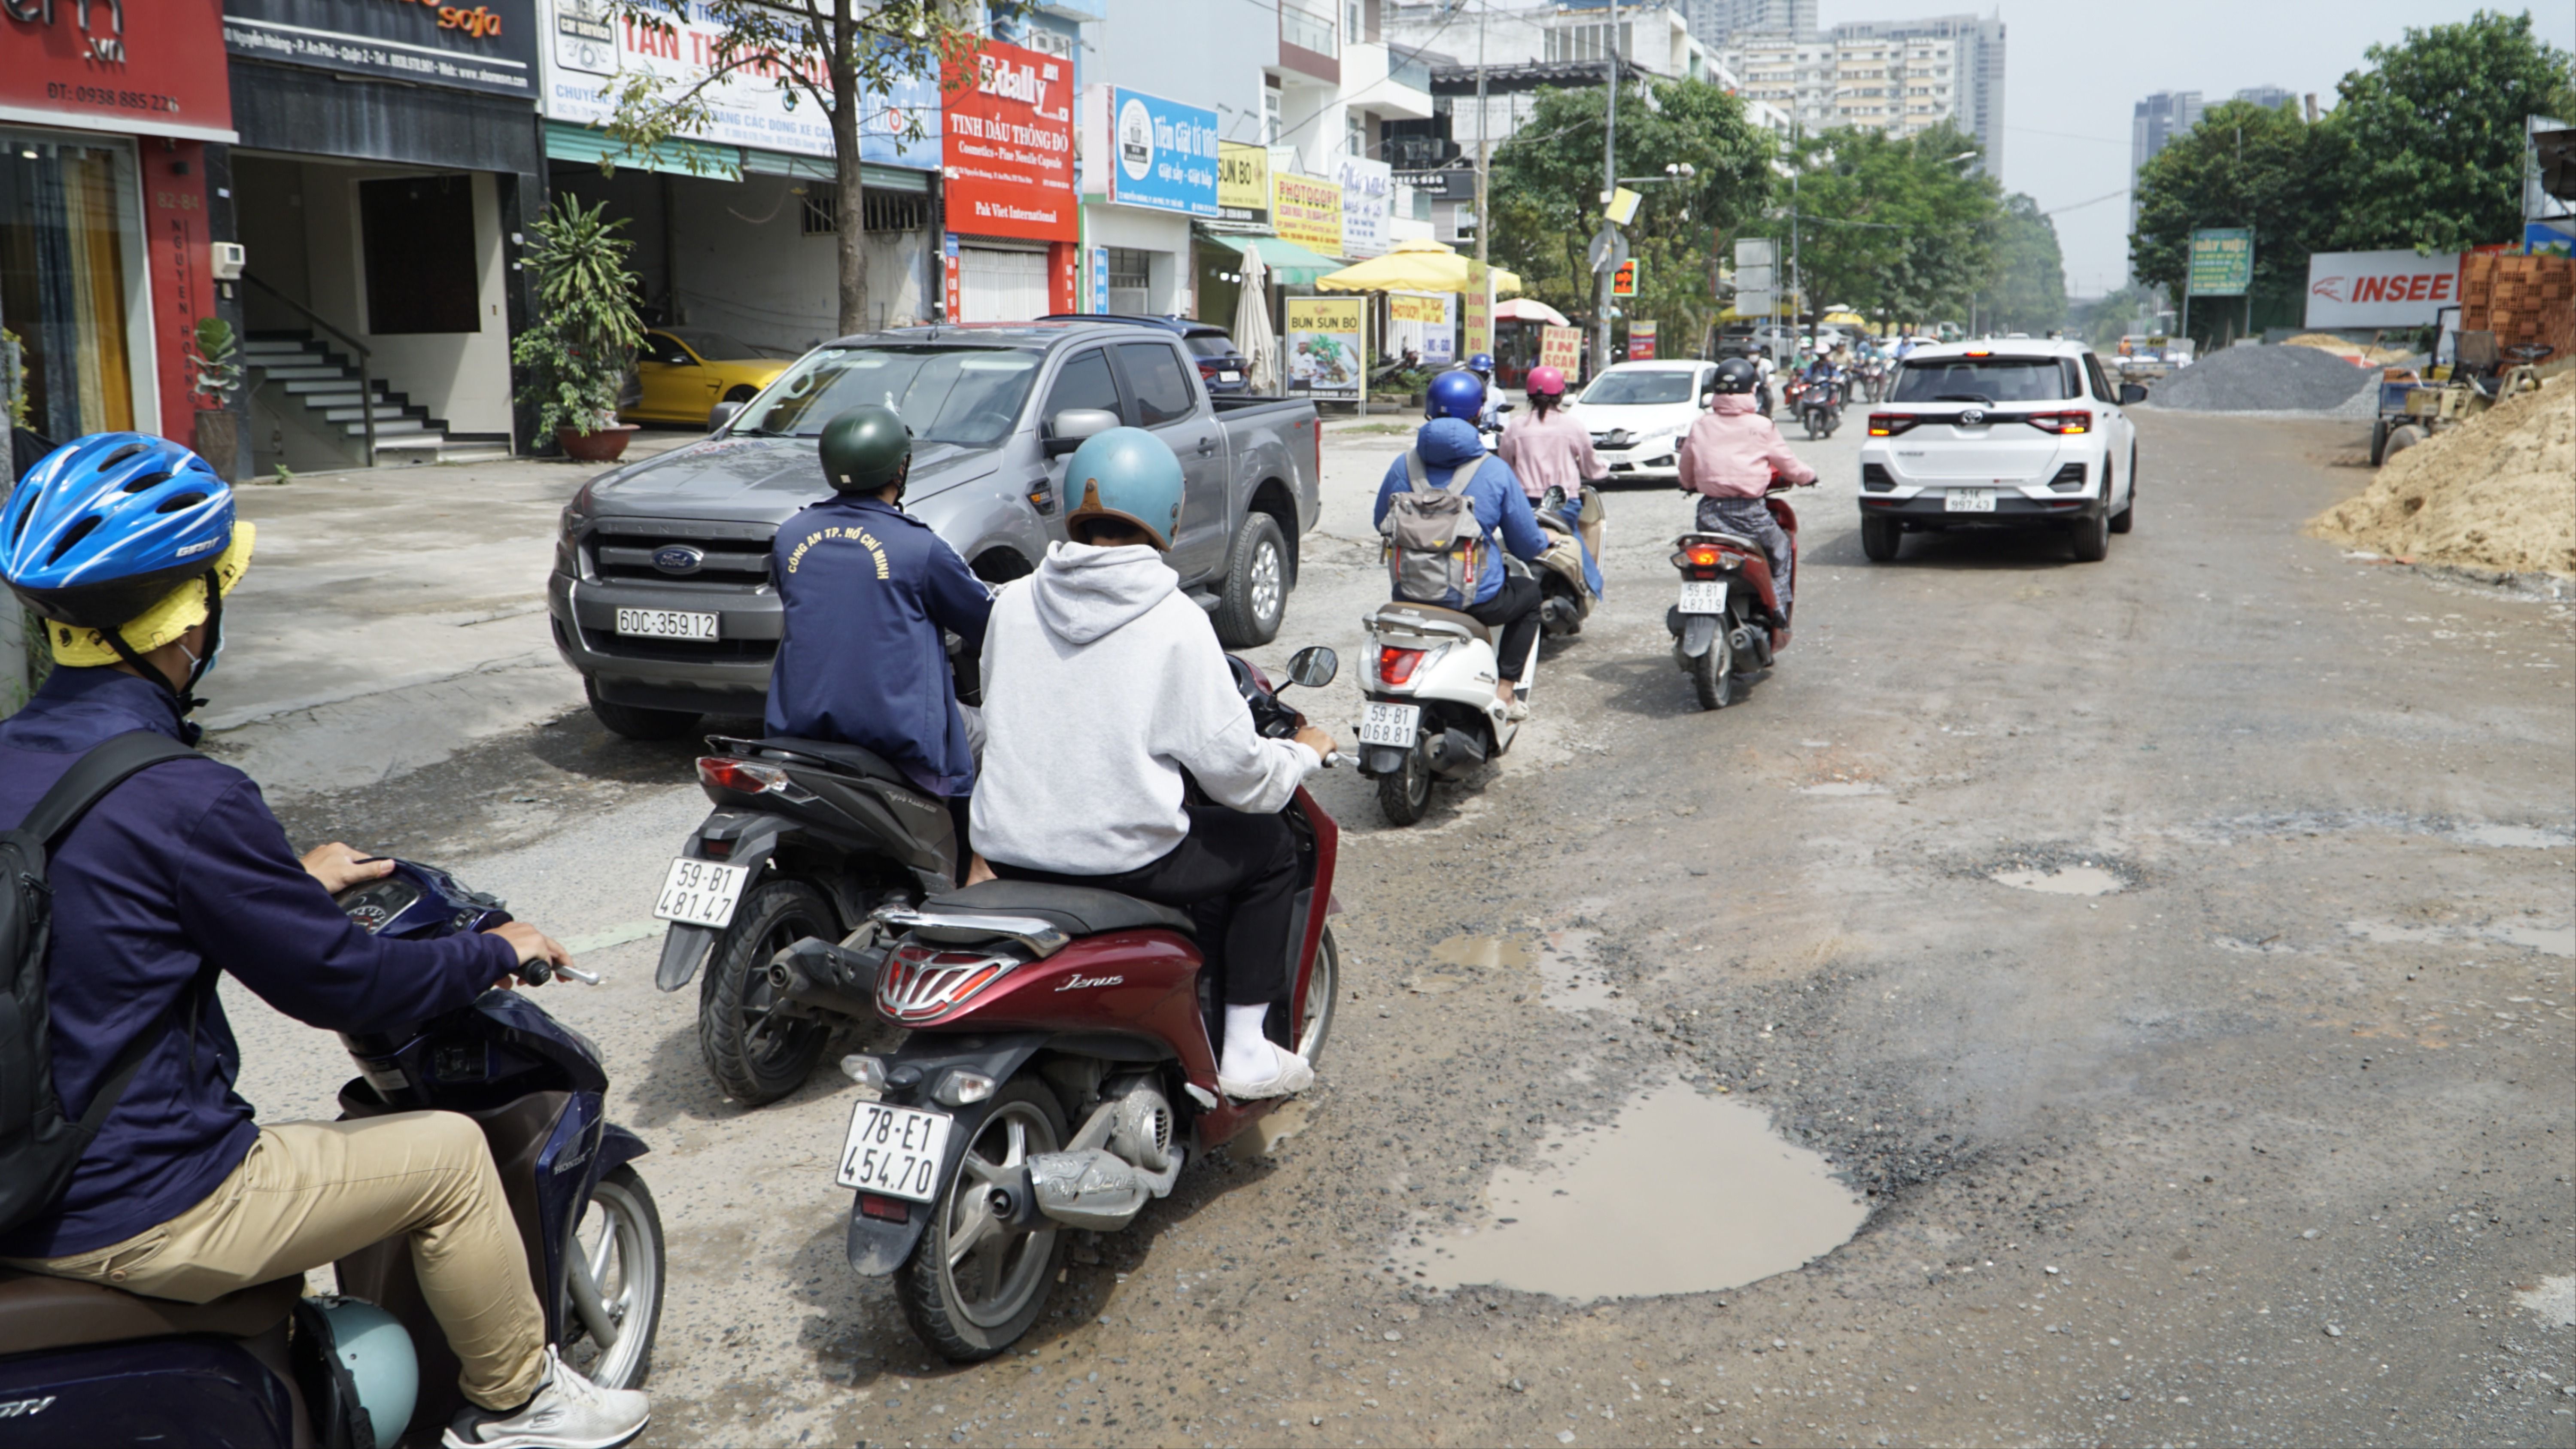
[1664,474,1807,710]
[782,646,1345,1361]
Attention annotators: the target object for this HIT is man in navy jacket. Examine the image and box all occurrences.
[0,433,646,1449]
[766,405,992,806]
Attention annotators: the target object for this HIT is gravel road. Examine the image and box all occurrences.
[222,407,2573,1448]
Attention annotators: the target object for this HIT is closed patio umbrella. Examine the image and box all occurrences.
[1233,251,1277,393]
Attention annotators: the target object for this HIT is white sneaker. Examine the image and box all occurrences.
[444,1346,650,1449]
[1218,1039,1316,1100]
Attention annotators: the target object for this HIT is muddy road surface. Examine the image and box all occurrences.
[220,407,2574,1447]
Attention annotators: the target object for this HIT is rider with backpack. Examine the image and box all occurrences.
[1374,371,1550,718]
[0,434,648,1449]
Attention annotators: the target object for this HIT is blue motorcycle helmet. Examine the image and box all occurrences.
[1466,352,1495,375]
[1063,425,1184,551]
[1424,369,1486,423]
[0,431,246,710]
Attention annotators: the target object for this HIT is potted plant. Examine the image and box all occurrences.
[186,316,244,477]
[512,197,644,462]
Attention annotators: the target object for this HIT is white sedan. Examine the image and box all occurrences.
[1566,361,1719,483]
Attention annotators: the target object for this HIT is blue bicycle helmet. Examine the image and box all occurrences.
[1425,369,1486,423]
[3,432,233,631]
[1062,426,1184,551]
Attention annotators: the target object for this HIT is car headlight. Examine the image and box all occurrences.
[556,484,595,578]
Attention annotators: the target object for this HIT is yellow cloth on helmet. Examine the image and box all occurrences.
[46,522,256,666]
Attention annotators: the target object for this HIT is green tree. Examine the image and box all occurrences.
[2324,11,2576,253]
[600,1,1006,335]
[1748,124,1999,334]
[1979,193,2066,334]
[1487,78,1777,354]
[2127,97,2333,346]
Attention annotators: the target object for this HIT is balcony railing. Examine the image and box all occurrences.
[1281,0,1337,58]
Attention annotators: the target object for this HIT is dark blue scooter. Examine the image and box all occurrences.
[0,861,662,1449]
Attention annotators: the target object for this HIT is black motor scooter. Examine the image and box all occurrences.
[0,860,661,1449]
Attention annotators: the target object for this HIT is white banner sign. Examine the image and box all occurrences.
[2304,249,2464,328]
[1336,155,1391,259]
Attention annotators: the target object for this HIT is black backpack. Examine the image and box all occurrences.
[0,730,200,1236]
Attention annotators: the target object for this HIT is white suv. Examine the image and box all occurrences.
[1855,340,2144,562]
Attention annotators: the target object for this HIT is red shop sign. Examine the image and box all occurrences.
[0,0,236,142]
[941,38,1074,244]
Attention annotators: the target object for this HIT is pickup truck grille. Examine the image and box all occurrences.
[586,524,775,584]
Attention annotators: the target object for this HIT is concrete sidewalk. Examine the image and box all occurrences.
[199,431,699,799]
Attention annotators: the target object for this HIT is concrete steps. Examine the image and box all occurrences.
[246,331,491,462]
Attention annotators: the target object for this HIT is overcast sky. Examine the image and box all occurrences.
[1810,0,2576,298]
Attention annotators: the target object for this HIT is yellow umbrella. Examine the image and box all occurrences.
[1822,310,1868,326]
[1314,237,1522,297]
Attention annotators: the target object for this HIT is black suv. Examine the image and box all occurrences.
[1041,313,1249,394]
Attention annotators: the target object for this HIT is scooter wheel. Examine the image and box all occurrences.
[1690,624,1736,711]
[559,1164,664,1390]
[896,1078,1069,1361]
[1376,746,1432,826]
[699,880,836,1106]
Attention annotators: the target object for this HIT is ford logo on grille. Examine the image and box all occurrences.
[651,545,705,575]
[1959,408,1987,427]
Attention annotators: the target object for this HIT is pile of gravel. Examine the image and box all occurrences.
[2146,342,2379,413]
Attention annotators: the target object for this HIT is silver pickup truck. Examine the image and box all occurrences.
[547,320,1323,738]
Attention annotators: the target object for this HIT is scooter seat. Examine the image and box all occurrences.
[920,881,1197,939]
[0,1267,301,1357]
[1370,600,1491,645]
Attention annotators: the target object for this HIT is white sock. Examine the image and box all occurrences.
[1221,1004,1274,1078]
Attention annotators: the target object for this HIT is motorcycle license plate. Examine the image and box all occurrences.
[1358,702,1422,748]
[835,1102,954,1201]
[1677,580,1729,615]
[615,607,719,641]
[653,857,750,928]
[1943,489,1996,513]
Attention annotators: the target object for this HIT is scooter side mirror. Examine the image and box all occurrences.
[1285,645,1339,689]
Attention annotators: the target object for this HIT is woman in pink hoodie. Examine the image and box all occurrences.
[1677,355,1816,612]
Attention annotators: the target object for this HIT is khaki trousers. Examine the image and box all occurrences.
[5,1113,545,1411]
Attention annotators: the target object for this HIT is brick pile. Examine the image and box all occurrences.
[2461,252,2576,362]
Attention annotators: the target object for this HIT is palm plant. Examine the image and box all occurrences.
[513,197,645,437]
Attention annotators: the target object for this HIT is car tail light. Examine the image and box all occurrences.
[698,756,788,795]
[1377,646,1426,687]
[1867,413,1917,437]
[2026,411,2091,435]
[877,943,1023,1022]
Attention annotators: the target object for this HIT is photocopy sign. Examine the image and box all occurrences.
[2186,228,2254,297]
[2303,249,2464,328]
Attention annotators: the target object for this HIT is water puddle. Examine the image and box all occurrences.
[1796,781,1886,797]
[1244,1100,1313,1158]
[1432,935,1533,971]
[1392,1081,1865,1300]
[1991,864,2125,896]
[2488,923,2575,957]
[1531,930,1624,1014]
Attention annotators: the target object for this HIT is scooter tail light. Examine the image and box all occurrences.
[698,756,787,795]
[858,1193,910,1223]
[1376,646,1426,687]
[1686,546,1723,568]
[876,943,1024,1022]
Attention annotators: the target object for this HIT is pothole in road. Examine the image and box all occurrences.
[1797,781,1887,797]
[1391,1081,1865,1300]
[2346,918,2576,958]
[1991,863,2126,896]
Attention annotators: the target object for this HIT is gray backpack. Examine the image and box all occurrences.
[1380,450,1487,607]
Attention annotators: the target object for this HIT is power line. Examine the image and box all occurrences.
[2042,187,2129,216]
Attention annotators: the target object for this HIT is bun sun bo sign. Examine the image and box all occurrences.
[942,39,1075,243]
[2304,249,2464,328]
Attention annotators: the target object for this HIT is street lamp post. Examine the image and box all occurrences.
[1595,0,1618,380]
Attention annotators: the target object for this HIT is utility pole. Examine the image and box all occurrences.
[1473,0,1488,267]
[1788,118,1801,358]
[1594,0,1618,380]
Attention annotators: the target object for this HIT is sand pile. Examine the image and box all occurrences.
[2150,343,2378,413]
[2282,332,2415,366]
[2311,369,2576,577]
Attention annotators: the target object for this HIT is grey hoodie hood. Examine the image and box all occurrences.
[1027,540,1177,644]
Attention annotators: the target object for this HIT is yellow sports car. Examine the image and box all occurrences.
[622,327,791,425]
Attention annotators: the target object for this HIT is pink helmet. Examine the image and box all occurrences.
[1525,365,1567,396]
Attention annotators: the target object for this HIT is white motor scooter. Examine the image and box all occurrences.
[1353,580,1536,826]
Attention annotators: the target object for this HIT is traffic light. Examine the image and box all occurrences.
[1611,259,1640,298]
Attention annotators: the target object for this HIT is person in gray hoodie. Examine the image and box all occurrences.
[970,428,1338,1100]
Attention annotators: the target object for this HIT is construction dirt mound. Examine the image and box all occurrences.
[2310,369,2576,578]
[2149,342,2378,413]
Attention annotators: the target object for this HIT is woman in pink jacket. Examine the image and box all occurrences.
[1496,365,1606,593]
[1676,355,1816,612]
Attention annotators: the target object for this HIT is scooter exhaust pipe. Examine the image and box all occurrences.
[765,934,887,1018]
[1025,1147,1185,1230]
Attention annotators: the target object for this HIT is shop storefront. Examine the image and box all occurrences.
[540,0,942,350]
[1075,85,1217,318]
[2,0,233,469]
[223,0,544,470]
[942,37,1078,322]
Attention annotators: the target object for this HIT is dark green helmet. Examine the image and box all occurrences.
[818,405,912,493]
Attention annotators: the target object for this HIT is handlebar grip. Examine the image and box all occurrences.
[1322,750,1344,769]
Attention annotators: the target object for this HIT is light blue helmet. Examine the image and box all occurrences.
[1063,426,1184,551]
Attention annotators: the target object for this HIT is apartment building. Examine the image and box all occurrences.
[1686,0,1814,44]
[1720,30,1959,143]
